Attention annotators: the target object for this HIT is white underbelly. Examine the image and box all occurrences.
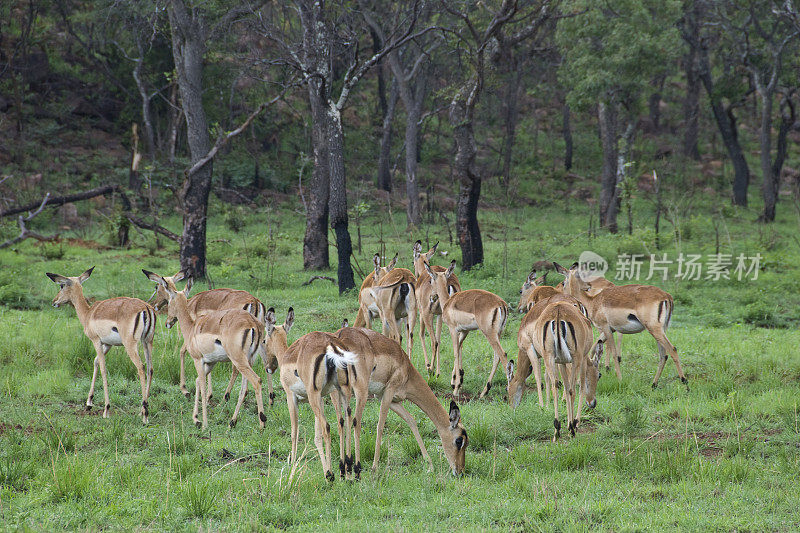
[202,342,229,364]
[289,379,308,400]
[456,319,479,332]
[368,303,380,315]
[99,331,123,346]
[614,320,645,334]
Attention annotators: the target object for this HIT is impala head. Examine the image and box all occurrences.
[142,269,192,328]
[554,262,588,296]
[584,339,603,409]
[423,259,456,302]
[412,240,439,274]
[372,252,398,280]
[505,359,526,408]
[46,267,94,308]
[444,400,468,475]
[265,306,294,371]
[518,271,547,312]
[151,270,187,312]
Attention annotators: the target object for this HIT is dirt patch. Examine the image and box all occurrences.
[0,422,39,435]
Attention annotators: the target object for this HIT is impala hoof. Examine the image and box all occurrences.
[325,471,335,482]
[652,382,658,390]
[85,405,92,412]
[183,391,191,399]
[224,393,230,402]
[195,420,202,429]
[229,419,237,429]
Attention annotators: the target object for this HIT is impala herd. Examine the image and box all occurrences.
[45,241,686,479]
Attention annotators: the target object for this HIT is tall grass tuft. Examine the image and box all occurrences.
[0,444,32,491]
[181,478,218,518]
[49,455,94,502]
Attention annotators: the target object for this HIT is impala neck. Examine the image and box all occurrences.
[405,370,452,443]
[70,284,92,326]
[432,278,452,309]
[171,292,196,344]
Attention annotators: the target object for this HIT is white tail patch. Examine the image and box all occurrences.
[325,345,359,369]
[552,320,573,364]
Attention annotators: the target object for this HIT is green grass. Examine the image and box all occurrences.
[1,186,800,531]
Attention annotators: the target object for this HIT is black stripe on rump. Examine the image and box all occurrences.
[133,312,141,339]
[312,353,326,390]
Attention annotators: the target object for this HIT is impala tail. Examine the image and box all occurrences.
[551,318,574,364]
[325,344,359,369]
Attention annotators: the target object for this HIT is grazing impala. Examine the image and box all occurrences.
[354,253,397,330]
[424,260,510,397]
[46,267,155,424]
[555,262,687,388]
[143,270,267,430]
[369,266,417,360]
[507,293,591,408]
[413,241,461,375]
[150,271,274,404]
[510,297,601,440]
[334,325,468,476]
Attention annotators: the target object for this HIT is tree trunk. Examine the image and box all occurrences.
[303,83,330,270]
[450,87,483,270]
[563,103,573,171]
[327,107,356,293]
[648,75,665,132]
[501,68,522,186]
[697,44,749,206]
[168,0,212,280]
[682,50,701,160]
[598,101,619,233]
[404,99,423,228]
[759,92,777,222]
[772,95,795,182]
[376,80,398,192]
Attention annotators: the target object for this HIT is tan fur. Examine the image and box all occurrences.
[526,300,599,440]
[144,270,266,430]
[556,263,686,387]
[47,268,156,423]
[153,273,272,403]
[424,261,509,397]
[334,326,468,476]
[354,253,397,328]
[413,241,461,375]
[370,267,417,360]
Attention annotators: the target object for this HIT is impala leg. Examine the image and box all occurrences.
[87,343,108,410]
[603,332,613,370]
[406,302,416,361]
[235,363,265,428]
[560,364,576,437]
[543,356,559,441]
[206,369,214,401]
[601,328,622,380]
[191,358,207,429]
[91,341,112,419]
[287,391,300,465]
[143,338,154,400]
[479,329,508,398]
[372,388,395,472]
[331,391,348,479]
[224,367,239,403]
[648,326,686,387]
[179,344,190,398]
[434,314,443,377]
[451,329,467,395]
[352,386,367,479]
[390,402,433,472]
[258,346,275,407]
[575,360,586,431]
[123,340,149,424]
[419,310,431,372]
[230,374,248,428]
[526,345,544,407]
[307,390,333,480]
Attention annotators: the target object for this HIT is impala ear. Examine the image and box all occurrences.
[265,307,276,334]
[423,261,435,279]
[445,260,456,278]
[285,307,294,333]
[341,318,349,329]
[372,253,380,275]
[553,262,569,276]
[592,339,604,366]
[142,269,168,288]
[426,241,439,259]
[506,360,515,384]
[172,271,186,283]
[183,277,193,296]
[540,272,548,285]
[571,261,579,270]
[527,271,537,283]
[449,401,461,429]
[78,267,94,284]
[387,253,398,270]
[413,240,422,258]
[46,272,70,286]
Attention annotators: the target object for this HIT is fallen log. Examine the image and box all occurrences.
[0,185,120,218]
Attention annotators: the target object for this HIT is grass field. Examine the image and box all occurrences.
[1,187,800,531]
